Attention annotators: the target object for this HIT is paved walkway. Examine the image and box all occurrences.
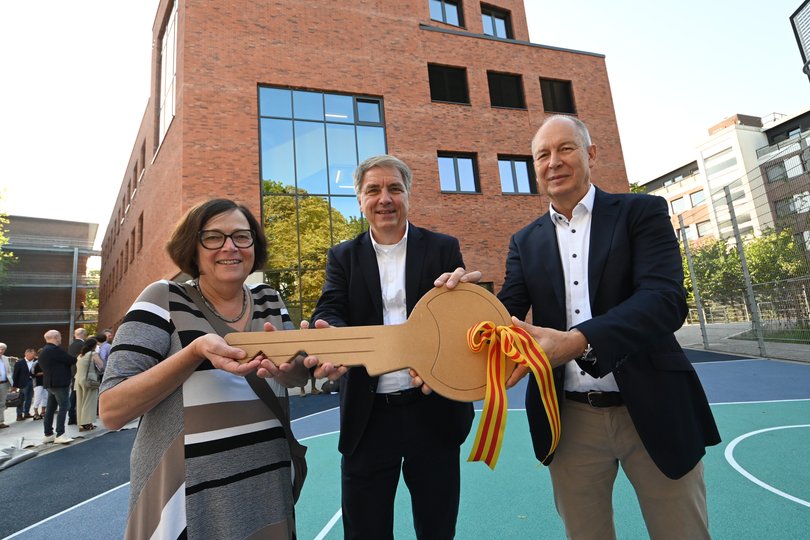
[676,322,810,363]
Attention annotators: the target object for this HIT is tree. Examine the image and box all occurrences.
[628,182,647,194]
[0,194,16,282]
[681,237,743,305]
[82,269,100,336]
[743,228,807,284]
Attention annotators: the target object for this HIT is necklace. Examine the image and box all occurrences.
[193,279,248,323]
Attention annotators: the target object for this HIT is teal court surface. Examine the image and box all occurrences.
[3,351,810,539]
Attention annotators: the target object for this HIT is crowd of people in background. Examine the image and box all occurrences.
[0,327,112,442]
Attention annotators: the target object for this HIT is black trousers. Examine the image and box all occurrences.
[341,392,462,540]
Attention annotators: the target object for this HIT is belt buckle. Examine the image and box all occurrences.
[586,391,602,407]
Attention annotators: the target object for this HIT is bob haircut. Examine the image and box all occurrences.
[79,337,99,357]
[166,198,267,278]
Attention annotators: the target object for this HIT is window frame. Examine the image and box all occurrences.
[497,155,536,194]
[481,4,512,38]
[430,0,464,27]
[437,152,480,193]
[487,71,526,109]
[539,78,576,114]
[428,64,470,105]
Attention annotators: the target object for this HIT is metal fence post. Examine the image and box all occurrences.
[679,215,710,350]
[724,186,766,357]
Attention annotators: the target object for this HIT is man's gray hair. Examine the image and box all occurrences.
[353,155,413,195]
[537,114,593,147]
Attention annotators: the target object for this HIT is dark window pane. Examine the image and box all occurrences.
[259,87,292,118]
[357,99,381,123]
[324,94,354,123]
[293,90,324,120]
[294,121,328,194]
[357,126,386,160]
[260,119,295,185]
[428,64,469,104]
[488,72,525,108]
[540,78,576,114]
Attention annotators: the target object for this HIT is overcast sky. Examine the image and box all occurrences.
[1,1,807,247]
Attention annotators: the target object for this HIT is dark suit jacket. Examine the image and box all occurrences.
[312,224,474,456]
[12,359,33,388]
[38,343,77,388]
[498,188,720,479]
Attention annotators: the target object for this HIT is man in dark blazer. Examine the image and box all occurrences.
[11,349,36,420]
[312,155,475,539]
[498,116,720,539]
[37,330,77,444]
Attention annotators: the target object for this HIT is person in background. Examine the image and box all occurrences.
[100,198,317,540]
[311,155,477,539]
[498,115,720,539]
[31,350,46,420]
[38,330,77,444]
[75,337,101,432]
[0,342,11,428]
[66,328,86,427]
[11,349,36,421]
[97,328,113,370]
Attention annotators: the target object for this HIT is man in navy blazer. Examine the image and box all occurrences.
[312,155,474,539]
[499,116,720,539]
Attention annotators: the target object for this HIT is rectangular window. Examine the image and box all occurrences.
[259,87,384,322]
[696,221,712,237]
[487,72,525,109]
[430,0,463,27]
[498,156,535,194]
[158,2,178,143]
[671,197,689,214]
[428,64,470,104]
[704,147,737,177]
[795,231,810,251]
[438,153,479,193]
[776,191,810,217]
[540,78,575,114]
[137,213,144,252]
[481,4,512,38]
[690,189,706,206]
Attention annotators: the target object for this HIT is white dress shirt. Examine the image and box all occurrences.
[550,184,619,393]
[370,222,413,393]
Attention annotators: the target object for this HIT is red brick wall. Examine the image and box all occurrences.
[100,0,627,328]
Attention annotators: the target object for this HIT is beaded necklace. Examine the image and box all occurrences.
[193,279,248,323]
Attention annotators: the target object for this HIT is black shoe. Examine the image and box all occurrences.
[68,421,77,425]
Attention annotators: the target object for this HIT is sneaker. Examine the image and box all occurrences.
[54,434,74,444]
[16,415,24,421]
[42,434,56,443]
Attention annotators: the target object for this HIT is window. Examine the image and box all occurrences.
[775,191,810,218]
[704,148,737,177]
[259,87,386,322]
[430,0,463,27]
[671,197,689,214]
[498,156,535,194]
[696,221,712,237]
[158,2,178,143]
[795,231,810,251]
[428,64,470,104]
[487,72,525,108]
[137,213,144,252]
[438,153,479,193]
[481,5,512,38]
[690,189,706,206]
[540,78,575,114]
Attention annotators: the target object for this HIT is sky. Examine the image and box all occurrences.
[1,1,807,248]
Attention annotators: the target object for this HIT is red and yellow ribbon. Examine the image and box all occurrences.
[466,322,560,469]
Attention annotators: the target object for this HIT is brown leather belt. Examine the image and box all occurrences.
[565,391,623,408]
[375,387,422,406]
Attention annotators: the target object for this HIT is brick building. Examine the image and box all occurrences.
[99,0,628,329]
[0,216,98,357]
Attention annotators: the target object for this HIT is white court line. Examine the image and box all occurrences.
[5,482,130,539]
[314,509,343,540]
[724,424,810,508]
[291,406,340,424]
[712,397,810,406]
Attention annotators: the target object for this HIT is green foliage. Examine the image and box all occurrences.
[743,228,807,284]
[82,269,100,335]
[628,182,647,194]
[262,180,365,312]
[0,196,17,280]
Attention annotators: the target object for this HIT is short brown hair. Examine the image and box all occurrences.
[166,198,268,277]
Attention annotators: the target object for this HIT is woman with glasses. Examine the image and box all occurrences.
[100,198,316,540]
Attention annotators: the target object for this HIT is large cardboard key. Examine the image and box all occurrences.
[225,283,515,402]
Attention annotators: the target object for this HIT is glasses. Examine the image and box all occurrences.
[198,229,255,249]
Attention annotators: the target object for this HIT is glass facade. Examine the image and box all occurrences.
[258,87,386,322]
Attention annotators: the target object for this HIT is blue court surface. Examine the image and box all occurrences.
[4,350,810,539]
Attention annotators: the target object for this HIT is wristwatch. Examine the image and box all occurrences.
[577,344,596,364]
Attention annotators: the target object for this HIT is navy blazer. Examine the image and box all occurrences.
[37,343,77,389]
[12,359,33,388]
[312,224,474,456]
[498,188,720,479]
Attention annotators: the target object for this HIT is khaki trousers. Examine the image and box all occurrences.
[548,400,710,540]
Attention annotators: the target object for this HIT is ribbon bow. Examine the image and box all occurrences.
[466,322,560,469]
